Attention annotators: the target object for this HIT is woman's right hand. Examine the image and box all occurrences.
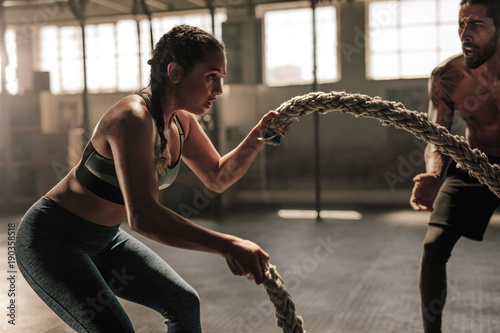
[224,237,269,285]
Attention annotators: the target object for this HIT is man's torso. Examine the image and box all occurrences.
[438,54,500,156]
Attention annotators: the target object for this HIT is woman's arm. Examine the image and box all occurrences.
[180,110,286,193]
[106,100,268,283]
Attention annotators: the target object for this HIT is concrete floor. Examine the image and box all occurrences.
[1,207,500,333]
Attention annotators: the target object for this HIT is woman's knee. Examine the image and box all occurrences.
[175,287,201,315]
[163,288,201,332]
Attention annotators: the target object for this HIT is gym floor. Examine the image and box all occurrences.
[1,207,500,333]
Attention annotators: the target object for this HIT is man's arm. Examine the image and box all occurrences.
[424,68,455,175]
[410,64,457,211]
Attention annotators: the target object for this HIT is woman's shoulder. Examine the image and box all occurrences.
[107,95,153,122]
[114,94,150,116]
[174,110,197,136]
[98,95,156,138]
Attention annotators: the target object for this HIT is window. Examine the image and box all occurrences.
[151,11,226,42]
[259,3,338,86]
[39,10,226,94]
[368,0,462,80]
[86,23,117,92]
[40,26,83,93]
[1,27,19,95]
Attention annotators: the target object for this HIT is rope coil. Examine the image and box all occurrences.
[261,261,307,333]
[260,90,500,199]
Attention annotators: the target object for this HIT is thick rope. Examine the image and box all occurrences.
[259,90,500,332]
[261,261,307,333]
[260,91,500,199]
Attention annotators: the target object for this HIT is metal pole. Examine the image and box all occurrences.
[207,0,215,35]
[206,0,221,220]
[312,0,321,221]
[68,0,90,137]
[133,0,143,88]
[80,8,89,137]
[139,0,154,50]
[206,0,219,152]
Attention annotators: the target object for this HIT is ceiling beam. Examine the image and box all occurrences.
[185,0,206,8]
[144,0,169,11]
[89,0,130,13]
[3,0,68,9]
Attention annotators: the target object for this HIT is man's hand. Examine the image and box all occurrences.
[410,173,441,212]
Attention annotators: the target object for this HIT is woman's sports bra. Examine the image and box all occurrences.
[75,94,184,205]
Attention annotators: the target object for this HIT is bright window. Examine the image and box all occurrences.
[368,0,462,80]
[259,3,338,86]
[40,26,83,93]
[1,27,19,94]
[86,23,117,92]
[39,11,226,94]
[151,12,226,42]
[59,27,84,92]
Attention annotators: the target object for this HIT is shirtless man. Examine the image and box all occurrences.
[410,1,500,332]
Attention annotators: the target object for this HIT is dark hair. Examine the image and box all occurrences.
[146,25,225,170]
[460,0,500,29]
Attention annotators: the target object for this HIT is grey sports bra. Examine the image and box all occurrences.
[75,94,184,205]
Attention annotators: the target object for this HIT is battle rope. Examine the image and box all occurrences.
[261,261,306,333]
[259,91,500,332]
[259,90,500,199]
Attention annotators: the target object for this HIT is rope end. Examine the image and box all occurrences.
[258,129,282,146]
[260,259,269,273]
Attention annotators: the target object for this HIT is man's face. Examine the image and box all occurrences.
[459,3,499,69]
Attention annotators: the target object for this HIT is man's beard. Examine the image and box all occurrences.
[464,31,499,69]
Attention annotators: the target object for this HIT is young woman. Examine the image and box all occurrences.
[15,25,287,332]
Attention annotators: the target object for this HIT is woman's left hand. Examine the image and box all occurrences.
[254,110,291,138]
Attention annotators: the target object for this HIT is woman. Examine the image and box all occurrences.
[15,25,287,332]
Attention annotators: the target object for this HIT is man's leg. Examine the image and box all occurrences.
[419,225,461,333]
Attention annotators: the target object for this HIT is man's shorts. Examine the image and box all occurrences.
[429,156,500,241]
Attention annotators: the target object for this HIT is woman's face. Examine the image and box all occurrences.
[174,49,226,115]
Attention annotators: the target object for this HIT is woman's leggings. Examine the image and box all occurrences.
[419,225,462,333]
[15,197,202,333]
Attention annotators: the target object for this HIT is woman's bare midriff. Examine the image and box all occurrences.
[45,168,128,227]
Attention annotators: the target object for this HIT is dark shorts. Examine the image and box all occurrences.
[429,156,500,241]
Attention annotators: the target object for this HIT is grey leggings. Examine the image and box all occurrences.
[15,197,202,333]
